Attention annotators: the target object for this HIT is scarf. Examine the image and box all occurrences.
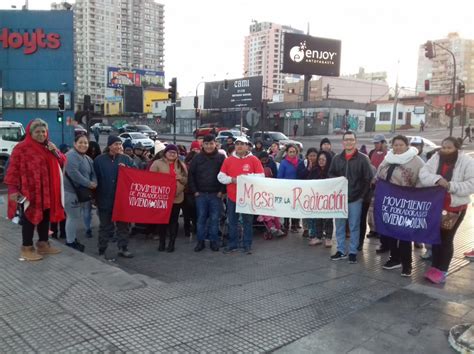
[5,121,65,224]
[384,146,418,165]
[437,150,458,181]
[285,156,299,168]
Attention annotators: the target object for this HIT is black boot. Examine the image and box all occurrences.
[66,240,85,252]
[210,241,219,252]
[167,235,176,253]
[158,235,166,251]
[194,240,205,252]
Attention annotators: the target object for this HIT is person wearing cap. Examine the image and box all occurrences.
[190,140,201,153]
[122,140,134,158]
[149,144,188,253]
[410,136,427,162]
[132,142,150,170]
[189,135,226,252]
[218,136,265,254]
[93,135,136,260]
[320,137,335,157]
[328,131,373,264]
[369,134,388,169]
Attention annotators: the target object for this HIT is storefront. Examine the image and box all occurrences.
[0,10,74,144]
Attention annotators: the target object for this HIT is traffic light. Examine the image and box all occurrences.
[193,95,199,109]
[458,83,466,100]
[168,77,177,103]
[424,41,434,59]
[57,111,63,123]
[445,103,453,116]
[424,79,430,91]
[455,102,462,116]
[165,105,174,124]
[58,94,65,112]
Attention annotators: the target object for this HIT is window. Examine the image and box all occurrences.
[398,112,403,120]
[379,112,391,121]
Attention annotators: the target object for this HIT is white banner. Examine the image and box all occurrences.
[236,176,348,219]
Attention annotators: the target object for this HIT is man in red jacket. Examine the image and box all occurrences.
[218,136,264,254]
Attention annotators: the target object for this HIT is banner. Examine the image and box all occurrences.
[374,180,445,244]
[112,167,176,224]
[236,176,348,219]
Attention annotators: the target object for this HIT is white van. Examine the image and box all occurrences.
[0,121,25,181]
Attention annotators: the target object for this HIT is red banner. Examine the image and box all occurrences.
[112,166,176,224]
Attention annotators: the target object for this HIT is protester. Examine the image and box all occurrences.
[182,145,199,239]
[410,137,427,162]
[218,136,264,254]
[5,119,64,261]
[188,135,226,252]
[320,137,335,157]
[94,135,135,260]
[86,141,102,160]
[258,151,278,178]
[123,140,134,158]
[359,144,368,155]
[293,123,299,137]
[224,136,234,153]
[92,125,100,143]
[377,135,425,277]
[465,124,472,143]
[268,142,280,159]
[369,134,388,169]
[278,144,302,233]
[190,140,201,153]
[252,140,265,155]
[257,167,285,237]
[358,163,377,251]
[132,142,151,170]
[150,144,188,253]
[64,134,97,252]
[329,131,373,263]
[420,137,474,284]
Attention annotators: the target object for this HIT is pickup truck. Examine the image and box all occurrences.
[91,122,112,133]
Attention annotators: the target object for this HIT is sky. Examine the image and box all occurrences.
[2,0,473,97]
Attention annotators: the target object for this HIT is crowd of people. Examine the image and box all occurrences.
[4,118,474,284]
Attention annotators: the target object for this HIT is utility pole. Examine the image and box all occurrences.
[390,82,399,134]
[325,83,330,99]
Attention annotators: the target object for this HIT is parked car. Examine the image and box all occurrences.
[135,125,158,140]
[74,125,88,136]
[216,130,249,145]
[252,131,303,150]
[117,124,139,134]
[405,136,440,154]
[0,121,25,181]
[119,132,154,149]
[230,125,250,134]
[91,122,112,133]
[193,123,228,138]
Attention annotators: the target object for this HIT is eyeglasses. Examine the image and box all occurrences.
[343,138,356,142]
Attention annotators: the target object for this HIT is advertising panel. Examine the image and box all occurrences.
[107,67,165,89]
[123,85,144,113]
[282,33,341,76]
[203,76,263,109]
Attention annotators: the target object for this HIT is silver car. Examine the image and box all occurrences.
[119,132,154,149]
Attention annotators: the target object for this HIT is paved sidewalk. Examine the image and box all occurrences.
[0,205,473,352]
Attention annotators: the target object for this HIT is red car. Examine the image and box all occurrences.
[193,123,228,138]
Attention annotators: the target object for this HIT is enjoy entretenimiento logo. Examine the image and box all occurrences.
[289,40,338,65]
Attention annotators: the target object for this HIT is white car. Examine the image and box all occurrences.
[405,136,440,154]
[119,132,154,149]
[0,121,25,181]
[91,122,112,133]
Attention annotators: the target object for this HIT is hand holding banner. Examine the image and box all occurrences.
[112,166,176,224]
[374,180,445,244]
[236,175,348,219]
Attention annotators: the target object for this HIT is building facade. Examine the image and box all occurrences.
[68,0,164,110]
[416,32,474,95]
[243,21,303,100]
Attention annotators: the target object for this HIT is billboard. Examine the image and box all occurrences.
[123,85,143,113]
[282,33,341,76]
[107,67,165,89]
[203,76,263,109]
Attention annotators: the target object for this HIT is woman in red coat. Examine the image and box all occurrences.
[5,119,66,261]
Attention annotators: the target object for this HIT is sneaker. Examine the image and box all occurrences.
[420,250,432,261]
[223,247,238,254]
[330,251,347,261]
[210,241,219,252]
[118,248,134,258]
[401,268,412,277]
[274,230,285,237]
[100,249,116,262]
[241,247,252,255]
[463,249,474,259]
[309,238,322,246]
[383,260,402,270]
[348,254,357,264]
[425,267,446,284]
[325,239,332,248]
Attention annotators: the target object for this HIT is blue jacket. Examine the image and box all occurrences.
[93,153,135,211]
[277,158,301,179]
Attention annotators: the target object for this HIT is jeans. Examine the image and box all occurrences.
[65,191,82,243]
[388,237,412,269]
[182,193,197,236]
[22,209,50,246]
[82,201,92,232]
[307,219,317,238]
[315,218,334,239]
[227,198,253,249]
[335,199,363,255]
[97,208,129,251]
[196,193,221,242]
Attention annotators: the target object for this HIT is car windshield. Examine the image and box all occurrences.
[0,127,24,142]
[129,133,147,139]
[136,125,152,131]
[269,132,289,140]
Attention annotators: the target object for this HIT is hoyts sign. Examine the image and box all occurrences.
[0,28,61,55]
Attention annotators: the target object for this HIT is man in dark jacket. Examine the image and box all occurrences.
[94,135,136,260]
[328,131,373,264]
[188,135,226,252]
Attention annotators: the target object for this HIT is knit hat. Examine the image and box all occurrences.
[122,140,133,150]
[320,137,331,148]
[164,144,178,154]
[190,140,201,150]
[107,135,122,147]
